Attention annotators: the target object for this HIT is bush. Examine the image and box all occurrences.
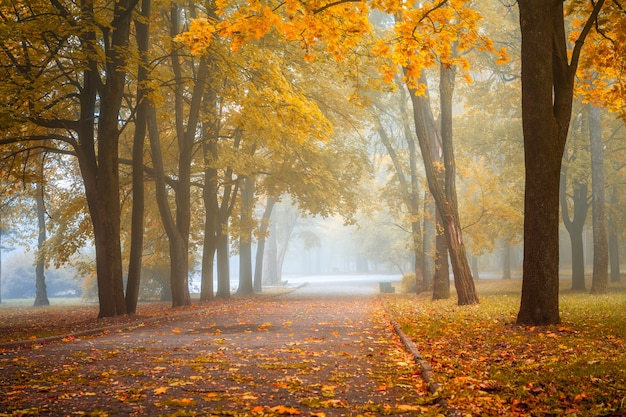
[400,273,417,294]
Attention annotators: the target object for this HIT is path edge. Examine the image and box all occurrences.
[383,300,464,417]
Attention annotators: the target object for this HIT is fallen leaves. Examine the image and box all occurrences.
[383,279,626,416]
[269,405,301,415]
[0,296,441,416]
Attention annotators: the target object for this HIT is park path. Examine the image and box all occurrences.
[0,287,440,416]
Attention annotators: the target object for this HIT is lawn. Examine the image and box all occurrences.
[382,278,626,416]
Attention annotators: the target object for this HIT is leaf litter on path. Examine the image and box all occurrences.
[0,294,443,416]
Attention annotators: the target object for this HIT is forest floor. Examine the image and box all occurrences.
[1,279,626,416]
[384,278,626,416]
[0,288,442,416]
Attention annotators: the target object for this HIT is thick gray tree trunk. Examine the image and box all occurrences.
[589,104,608,294]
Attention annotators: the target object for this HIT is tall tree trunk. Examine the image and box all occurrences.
[516,0,604,325]
[589,104,608,294]
[422,192,435,291]
[407,132,423,292]
[76,0,136,318]
[406,66,477,305]
[439,62,478,304]
[560,173,588,291]
[263,217,280,286]
[216,232,231,299]
[275,206,298,283]
[608,186,620,282]
[34,181,49,307]
[125,0,150,314]
[237,178,254,295]
[376,120,423,291]
[432,210,450,300]
[163,5,209,307]
[146,105,190,307]
[471,255,480,280]
[201,133,220,301]
[502,241,512,280]
[254,197,276,292]
[517,1,567,325]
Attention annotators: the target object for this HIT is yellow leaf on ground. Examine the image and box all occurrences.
[153,387,168,395]
[269,405,300,415]
[396,404,420,411]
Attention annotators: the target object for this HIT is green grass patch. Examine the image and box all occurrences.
[383,278,626,416]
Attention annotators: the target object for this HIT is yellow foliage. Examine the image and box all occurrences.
[174,0,502,90]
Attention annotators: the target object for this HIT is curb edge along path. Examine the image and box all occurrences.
[388,316,463,417]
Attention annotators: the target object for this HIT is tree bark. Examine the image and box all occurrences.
[502,241,512,280]
[254,197,276,292]
[422,192,435,291]
[589,104,608,294]
[406,64,477,305]
[216,232,231,299]
[517,1,566,325]
[125,0,150,314]
[560,173,588,291]
[377,122,423,293]
[515,0,604,325]
[608,186,620,282]
[34,181,49,307]
[201,139,219,301]
[263,217,280,286]
[146,103,190,307]
[76,0,136,318]
[432,218,450,300]
[237,178,254,295]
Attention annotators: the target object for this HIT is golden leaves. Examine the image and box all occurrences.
[175,0,502,91]
[175,18,217,54]
[269,405,301,415]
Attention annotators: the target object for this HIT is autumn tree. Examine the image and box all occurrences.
[0,0,138,317]
[574,3,626,293]
[515,0,606,325]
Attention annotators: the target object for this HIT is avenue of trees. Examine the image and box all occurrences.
[0,0,625,325]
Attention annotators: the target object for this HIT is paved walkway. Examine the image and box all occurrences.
[0,288,439,416]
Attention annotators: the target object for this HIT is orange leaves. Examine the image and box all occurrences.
[174,0,504,92]
[385,286,626,416]
[269,405,301,415]
[175,17,217,54]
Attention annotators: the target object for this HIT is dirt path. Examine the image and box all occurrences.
[0,291,441,416]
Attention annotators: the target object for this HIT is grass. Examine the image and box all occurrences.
[382,278,626,416]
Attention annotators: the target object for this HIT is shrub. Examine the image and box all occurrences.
[400,273,417,293]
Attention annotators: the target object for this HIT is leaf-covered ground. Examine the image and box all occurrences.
[382,279,626,416]
[0,299,201,344]
[0,293,442,416]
